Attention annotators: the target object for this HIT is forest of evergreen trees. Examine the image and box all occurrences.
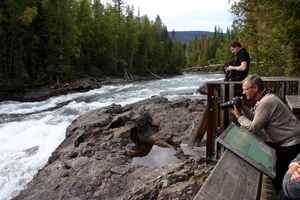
[1,0,300,93]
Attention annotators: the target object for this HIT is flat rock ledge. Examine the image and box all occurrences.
[13,96,216,200]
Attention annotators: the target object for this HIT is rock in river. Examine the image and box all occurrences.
[12,96,215,200]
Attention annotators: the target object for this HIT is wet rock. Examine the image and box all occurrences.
[13,96,215,200]
[197,84,207,94]
[23,146,39,156]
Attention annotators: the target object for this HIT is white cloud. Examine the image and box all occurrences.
[105,0,234,31]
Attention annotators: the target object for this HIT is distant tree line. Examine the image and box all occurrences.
[1,0,300,93]
[184,27,237,71]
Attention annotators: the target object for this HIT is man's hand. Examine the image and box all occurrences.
[231,105,242,118]
[227,66,234,71]
[291,168,300,180]
[239,96,247,109]
[231,96,246,118]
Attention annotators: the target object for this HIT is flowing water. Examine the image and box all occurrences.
[0,73,223,199]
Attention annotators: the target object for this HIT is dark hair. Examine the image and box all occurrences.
[229,41,242,48]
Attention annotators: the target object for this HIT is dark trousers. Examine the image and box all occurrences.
[267,142,300,194]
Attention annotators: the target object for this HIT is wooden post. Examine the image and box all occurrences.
[229,83,235,123]
[298,81,300,97]
[180,107,208,157]
[219,83,225,133]
[188,107,208,146]
[282,81,286,101]
[206,85,218,159]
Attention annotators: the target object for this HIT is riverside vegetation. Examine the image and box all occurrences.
[1,0,300,100]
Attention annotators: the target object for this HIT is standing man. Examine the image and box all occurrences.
[231,74,300,194]
[225,41,250,81]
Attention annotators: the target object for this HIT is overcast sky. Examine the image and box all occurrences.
[104,0,234,32]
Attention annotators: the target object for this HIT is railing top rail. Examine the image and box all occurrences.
[205,77,300,85]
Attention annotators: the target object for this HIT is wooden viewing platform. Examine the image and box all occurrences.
[205,77,300,160]
[187,77,300,200]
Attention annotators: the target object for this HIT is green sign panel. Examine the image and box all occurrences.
[217,123,276,178]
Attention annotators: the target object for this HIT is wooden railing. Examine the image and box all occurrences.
[205,77,300,160]
[191,77,300,200]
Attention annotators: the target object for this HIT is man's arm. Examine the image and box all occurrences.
[234,101,271,134]
[282,163,300,199]
[233,61,248,71]
[227,61,248,71]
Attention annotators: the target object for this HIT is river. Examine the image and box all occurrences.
[0,73,223,199]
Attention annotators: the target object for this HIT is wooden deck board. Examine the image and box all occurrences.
[285,95,300,120]
[194,150,261,200]
[260,175,277,200]
[286,95,300,112]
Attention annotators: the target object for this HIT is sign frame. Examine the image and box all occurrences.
[217,122,276,179]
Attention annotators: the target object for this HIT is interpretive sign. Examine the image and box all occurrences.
[217,123,276,179]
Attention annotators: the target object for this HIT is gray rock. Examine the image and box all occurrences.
[197,84,207,94]
[13,96,215,200]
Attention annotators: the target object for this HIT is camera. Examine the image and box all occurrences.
[220,96,242,110]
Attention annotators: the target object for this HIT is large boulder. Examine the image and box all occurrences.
[197,84,207,94]
[13,96,215,200]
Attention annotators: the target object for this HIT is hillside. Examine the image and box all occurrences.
[168,31,214,44]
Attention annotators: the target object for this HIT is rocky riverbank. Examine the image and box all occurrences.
[1,77,138,102]
[1,73,208,102]
[12,96,215,200]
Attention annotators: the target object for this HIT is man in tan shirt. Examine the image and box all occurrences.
[231,74,300,194]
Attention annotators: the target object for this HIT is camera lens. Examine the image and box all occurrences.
[220,96,241,110]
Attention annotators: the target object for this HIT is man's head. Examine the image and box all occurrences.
[229,41,242,54]
[242,75,264,100]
